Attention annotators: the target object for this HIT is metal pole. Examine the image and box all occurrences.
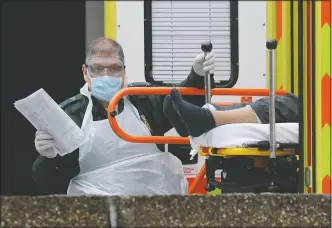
[269,49,276,158]
[201,42,213,104]
[266,39,278,158]
[201,42,213,193]
[204,59,211,104]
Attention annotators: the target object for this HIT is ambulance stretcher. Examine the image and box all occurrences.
[107,39,300,194]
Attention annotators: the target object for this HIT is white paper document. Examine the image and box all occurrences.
[14,88,86,156]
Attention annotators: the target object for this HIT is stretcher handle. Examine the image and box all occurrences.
[107,87,288,144]
[201,42,213,104]
[267,39,278,159]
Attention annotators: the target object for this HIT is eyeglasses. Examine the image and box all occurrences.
[85,64,126,77]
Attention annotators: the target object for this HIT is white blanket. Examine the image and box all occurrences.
[189,104,299,158]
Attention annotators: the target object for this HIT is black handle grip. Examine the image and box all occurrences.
[201,42,213,53]
[266,39,278,50]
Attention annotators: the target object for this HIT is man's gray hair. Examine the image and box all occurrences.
[85,37,125,65]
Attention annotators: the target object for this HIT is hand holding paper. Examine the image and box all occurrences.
[34,130,59,158]
[14,89,86,156]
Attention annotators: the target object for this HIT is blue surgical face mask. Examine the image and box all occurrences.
[91,76,122,102]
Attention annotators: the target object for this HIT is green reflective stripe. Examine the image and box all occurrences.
[141,114,152,133]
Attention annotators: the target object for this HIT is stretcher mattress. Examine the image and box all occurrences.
[190,122,299,150]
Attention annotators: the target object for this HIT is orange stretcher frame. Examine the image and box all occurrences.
[108,87,288,144]
[107,87,289,194]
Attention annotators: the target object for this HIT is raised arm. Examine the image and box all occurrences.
[130,50,216,137]
[166,50,216,107]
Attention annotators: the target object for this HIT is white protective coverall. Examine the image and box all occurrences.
[67,84,188,195]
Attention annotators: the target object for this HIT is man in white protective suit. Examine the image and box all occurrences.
[32,37,216,195]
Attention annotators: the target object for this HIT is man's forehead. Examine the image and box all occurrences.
[89,57,123,65]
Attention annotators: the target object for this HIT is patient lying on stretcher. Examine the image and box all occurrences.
[163,88,299,137]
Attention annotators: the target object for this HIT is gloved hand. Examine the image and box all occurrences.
[34,130,59,158]
[192,49,216,76]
